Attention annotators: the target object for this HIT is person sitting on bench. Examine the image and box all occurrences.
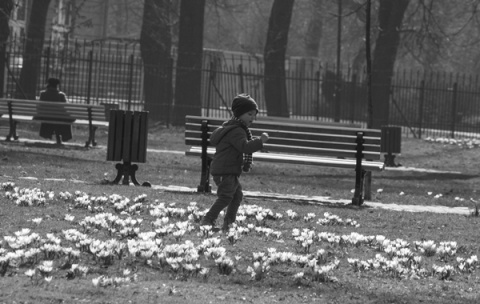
[36,78,74,145]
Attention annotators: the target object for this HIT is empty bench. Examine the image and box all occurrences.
[185,115,385,205]
[0,98,109,147]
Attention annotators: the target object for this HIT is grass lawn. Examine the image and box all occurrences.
[0,122,479,303]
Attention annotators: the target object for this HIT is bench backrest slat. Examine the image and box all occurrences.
[0,98,107,122]
[185,136,380,152]
[186,116,380,136]
[185,115,382,161]
[185,129,381,146]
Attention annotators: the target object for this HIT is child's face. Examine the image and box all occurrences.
[238,110,257,126]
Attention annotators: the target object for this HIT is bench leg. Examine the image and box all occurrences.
[111,162,151,187]
[352,169,366,206]
[197,157,212,193]
[85,125,98,148]
[384,153,399,167]
[6,120,19,141]
[364,171,372,201]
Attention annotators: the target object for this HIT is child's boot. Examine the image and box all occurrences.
[200,216,214,227]
[222,218,234,232]
[200,216,219,232]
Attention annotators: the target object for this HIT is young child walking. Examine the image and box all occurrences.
[200,93,269,231]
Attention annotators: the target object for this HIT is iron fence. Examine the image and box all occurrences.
[200,50,480,138]
[4,38,144,110]
[3,37,480,138]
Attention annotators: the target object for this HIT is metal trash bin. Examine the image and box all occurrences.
[101,102,120,121]
[380,125,402,167]
[106,110,150,186]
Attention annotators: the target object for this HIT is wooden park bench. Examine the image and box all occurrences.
[185,115,385,205]
[0,98,110,147]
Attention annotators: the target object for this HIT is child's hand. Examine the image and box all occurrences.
[260,132,269,143]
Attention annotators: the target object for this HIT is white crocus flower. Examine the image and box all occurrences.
[31,218,42,225]
[25,269,36,277]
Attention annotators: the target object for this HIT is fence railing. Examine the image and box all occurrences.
[200,52,480,138]
[4,38,144,111]
[3,37,480,138]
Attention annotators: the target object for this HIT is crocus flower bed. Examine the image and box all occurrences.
[1,181,478,293]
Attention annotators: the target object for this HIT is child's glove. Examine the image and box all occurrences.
[243,163,252,172]
[260,133,269,143]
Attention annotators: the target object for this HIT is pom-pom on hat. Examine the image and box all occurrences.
[231,93,259,118]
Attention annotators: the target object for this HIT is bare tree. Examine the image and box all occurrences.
[140,0,172,122]
[399,1,480,73]
[172,0,206,125]
[304,0,323,58]
[370,0,410,128]
[263,0,295,117]
[15,0,52,99]
[0,0,14,98]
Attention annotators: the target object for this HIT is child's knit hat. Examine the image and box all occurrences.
[231,94,259,117]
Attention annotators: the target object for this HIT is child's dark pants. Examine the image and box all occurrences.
[203,175,243,225]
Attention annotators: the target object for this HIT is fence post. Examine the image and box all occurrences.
[86,50,93,104]
[127,54,134,111]
[350,73,357,124]
[0,55,3,98]
[315,70,320,120]
[334,68,342,122]
[206,60,216,117]
[166,57,174,127]
[45,47,51,81]
[238,63,244,93]
[450,82,458,138]
[418,80,425,139]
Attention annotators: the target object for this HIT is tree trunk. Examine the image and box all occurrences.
[264,0,294,117]
[140,0,172,122]
[0,0,14,98]
[172,0,206,125]
[16,0,52,100]
[370,0,409,128]
[304,0,323,58]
